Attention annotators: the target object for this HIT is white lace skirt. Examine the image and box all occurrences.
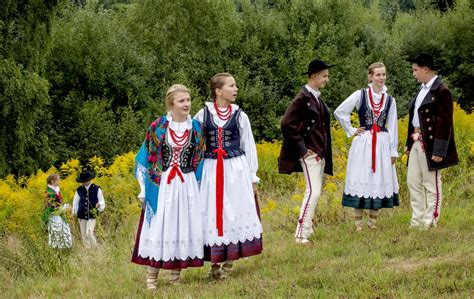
[200,156,263,246]
[343,131,399,207]
[137,169,204,262]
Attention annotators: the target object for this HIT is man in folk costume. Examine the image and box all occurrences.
[278,59,334,244]
[405,52,458,228]
[72,170,106,248]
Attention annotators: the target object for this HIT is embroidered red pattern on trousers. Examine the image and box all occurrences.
[433,170,440,220]
[297,158,313,238]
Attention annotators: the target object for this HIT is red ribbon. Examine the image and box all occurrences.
[167,165,184,184]
[213,127,227,236]
[371,123,381,173]
[167,128,190,184]
[368,88,385,173]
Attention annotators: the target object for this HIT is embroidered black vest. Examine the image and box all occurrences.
[358,89,393,132]
[203,106,245,159]
[161,133,196,173]
[76,184,100,220]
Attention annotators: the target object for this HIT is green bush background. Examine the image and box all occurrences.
[1,0,473,176]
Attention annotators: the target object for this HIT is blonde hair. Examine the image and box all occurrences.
[367,62,386,83]
[46,173,60,185]
[165,84,190,110]
[209,72,233,99]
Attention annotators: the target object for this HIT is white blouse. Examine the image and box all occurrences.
[194,102,260,183]
[334,85,399,157]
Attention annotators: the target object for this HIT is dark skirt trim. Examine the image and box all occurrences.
[342,193,399,209]
[131,255,204,269]
[204,237,263,263]
[131,209,204,269]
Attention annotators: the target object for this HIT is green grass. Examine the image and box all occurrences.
[1,196,472,298]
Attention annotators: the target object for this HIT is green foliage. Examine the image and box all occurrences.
[384,1,474,112]
[47,4,155,110]
[441,0,474,110]
[45,3,156,165]
[0,0,473,175]
[74,99,117,163]
[0,0,66,176]
[0,59,54,176]
[0,0,66,72]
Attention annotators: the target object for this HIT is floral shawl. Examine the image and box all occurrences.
[41,186,63,225]
[135,116,205,224]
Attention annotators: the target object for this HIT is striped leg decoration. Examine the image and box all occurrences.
[296,159,313,238]
[431,170,441,226]
[169,269,181,284]
[221,260,234,279]
[368,209,379,229]
[354,209,364,231]
[146,266,159,290]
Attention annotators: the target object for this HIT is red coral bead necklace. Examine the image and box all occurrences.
[214,101,232,120]
[368,87,385,117]
[169,128,190,146]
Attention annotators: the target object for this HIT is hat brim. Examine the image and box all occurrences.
[302,64,336,75]
[76,173,96,183]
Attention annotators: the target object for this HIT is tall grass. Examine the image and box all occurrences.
[0,232,71,278]
[0,104,472,297]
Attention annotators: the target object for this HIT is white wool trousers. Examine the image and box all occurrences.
[78,219,98,249]
[295,154,325,239]
[407,139,443,227]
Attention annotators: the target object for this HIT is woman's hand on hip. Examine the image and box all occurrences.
[354,127,365,136]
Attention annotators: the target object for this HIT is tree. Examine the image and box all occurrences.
[0,0,65,176]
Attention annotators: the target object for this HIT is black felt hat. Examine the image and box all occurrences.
[302,59,335,76]
[76,170,96,183]
[407,52,440,70]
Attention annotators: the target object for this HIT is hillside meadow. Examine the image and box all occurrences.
[0,105,473,297]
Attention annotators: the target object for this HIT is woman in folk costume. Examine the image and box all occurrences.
[131,84,206,289]
[43,173,73,249]
[334,62,399,231]
[194,72,262,279]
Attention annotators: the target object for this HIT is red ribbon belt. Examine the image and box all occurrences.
[368,89,385,173]
[167,126,192,185]
[167,164,184,184]
[167,146,185,184]
[371,123,381,173]
[212,127,227,236]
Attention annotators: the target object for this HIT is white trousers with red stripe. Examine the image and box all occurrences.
[407,140,443,227]
[295,154,325,239]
